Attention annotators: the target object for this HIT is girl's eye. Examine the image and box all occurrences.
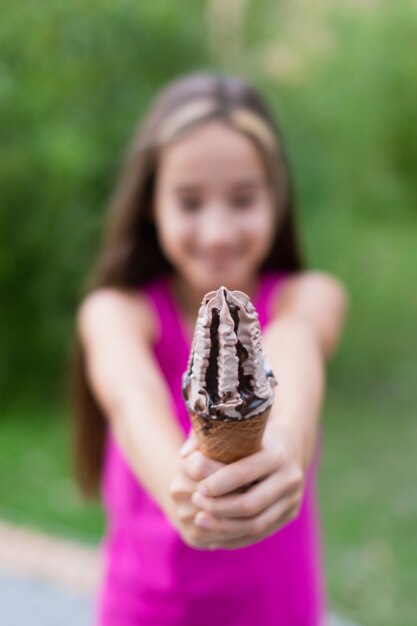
[179,197,202,212]
[231,194,256,209]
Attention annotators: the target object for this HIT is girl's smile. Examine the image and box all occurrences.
[153,120,277,307]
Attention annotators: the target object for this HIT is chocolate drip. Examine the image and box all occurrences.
[181,373,189,401]
[227,299,262,416]
[205,307,220,406]
[183,286,276,421]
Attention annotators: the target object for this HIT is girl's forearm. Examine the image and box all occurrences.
[106,315,325,517]
[263,316,326,471]
[109,385,185,520]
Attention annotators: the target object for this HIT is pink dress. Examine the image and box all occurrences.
[97,272,326,626]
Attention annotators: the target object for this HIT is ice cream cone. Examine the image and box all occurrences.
[183,285,276,474]
[189,407,271,464]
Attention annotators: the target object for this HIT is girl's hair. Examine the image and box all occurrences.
[70,71,306,497]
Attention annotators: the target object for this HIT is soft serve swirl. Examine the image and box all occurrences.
[182,287,277,420]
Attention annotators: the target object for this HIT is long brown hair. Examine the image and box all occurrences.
[69,71,306,498]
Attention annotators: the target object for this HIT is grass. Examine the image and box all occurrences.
[314,217,417,626]
[320,389,416,626]
[0,405,104,543]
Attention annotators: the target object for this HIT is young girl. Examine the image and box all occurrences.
[71,72,347,626]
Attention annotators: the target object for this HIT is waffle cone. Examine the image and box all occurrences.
[189,407,270,464]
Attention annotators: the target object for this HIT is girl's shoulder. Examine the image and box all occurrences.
[77,286,158,347]
[272,270,348,315]
[271,270,349,357]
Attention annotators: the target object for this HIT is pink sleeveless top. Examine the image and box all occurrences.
[97,273,326,626]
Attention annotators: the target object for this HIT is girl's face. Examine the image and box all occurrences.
[153,120,276,295]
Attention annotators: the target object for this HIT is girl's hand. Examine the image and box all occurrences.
[184,421,305,550]
[169,434,227,550]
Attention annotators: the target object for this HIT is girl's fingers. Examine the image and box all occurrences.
[181,450,225,482]
[176,501,199,522]
[210,507,298,550]
[194,491,300,542]
[192,470,297,519]
[205,503,301,550]
[170,469,195,498]
[197,447,284,497]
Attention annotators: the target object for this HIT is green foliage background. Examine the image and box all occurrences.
[1,1,416,625]
[1,0,209,402]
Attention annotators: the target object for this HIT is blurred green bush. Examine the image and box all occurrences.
[256,1,417,399]
[0,0,209,403]
[1,0,416,407]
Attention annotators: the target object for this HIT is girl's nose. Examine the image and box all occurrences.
[199,204,235,246]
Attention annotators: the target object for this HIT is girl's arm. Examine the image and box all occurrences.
[264,270,349,471]
[77,288,224,548]
[177,271,348,549]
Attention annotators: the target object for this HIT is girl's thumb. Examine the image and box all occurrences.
[180,430,198,457]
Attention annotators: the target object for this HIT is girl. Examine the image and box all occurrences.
[71,72,348,626]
